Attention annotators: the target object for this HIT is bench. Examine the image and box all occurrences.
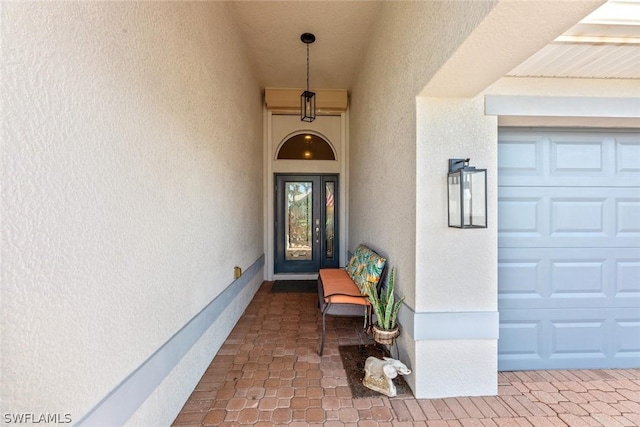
[317,245,387,355]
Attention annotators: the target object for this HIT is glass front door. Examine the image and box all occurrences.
[274,174,339,274]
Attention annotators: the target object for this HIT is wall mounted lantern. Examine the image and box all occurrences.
[448,158,487,228]
[300,32,316,122]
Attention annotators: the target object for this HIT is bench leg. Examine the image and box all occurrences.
[364,306,370,332]
[319,302,331,356]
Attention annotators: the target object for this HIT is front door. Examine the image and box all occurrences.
[274,174,339,273]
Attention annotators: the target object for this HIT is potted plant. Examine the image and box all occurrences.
[365,267,404,345]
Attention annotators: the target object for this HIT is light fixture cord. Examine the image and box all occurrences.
[306,42,310,93]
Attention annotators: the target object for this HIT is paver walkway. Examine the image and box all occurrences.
[173,282,640,426]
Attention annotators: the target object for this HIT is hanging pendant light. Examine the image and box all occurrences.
[300,33,316,122]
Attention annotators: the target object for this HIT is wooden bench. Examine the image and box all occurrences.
[317,245,386,356]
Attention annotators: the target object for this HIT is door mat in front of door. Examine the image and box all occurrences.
[338,344,413,399]
[271,280,317,293]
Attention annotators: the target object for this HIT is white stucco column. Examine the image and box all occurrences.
[410,96,499,398]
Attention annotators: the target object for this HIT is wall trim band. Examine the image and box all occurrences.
[75,254,265,426]
[399,304,499,341]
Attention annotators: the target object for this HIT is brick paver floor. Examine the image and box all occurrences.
[173,282,640,426]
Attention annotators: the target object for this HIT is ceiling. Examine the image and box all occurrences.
[228,1,640,93]
[228,1,382,91]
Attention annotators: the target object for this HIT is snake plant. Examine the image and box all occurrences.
[366,267,404,330]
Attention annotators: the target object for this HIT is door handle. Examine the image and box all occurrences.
[315,227,320,243]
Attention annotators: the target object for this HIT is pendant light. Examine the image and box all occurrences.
[300,33,316,122]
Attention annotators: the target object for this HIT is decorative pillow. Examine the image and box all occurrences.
[346,245,386,293]
[356,252,386,293]
[345,245,368,278]
[345,256,359,278]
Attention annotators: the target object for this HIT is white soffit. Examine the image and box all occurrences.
[508,0,640,79]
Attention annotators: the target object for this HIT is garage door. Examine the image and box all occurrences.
[498,128,640,371]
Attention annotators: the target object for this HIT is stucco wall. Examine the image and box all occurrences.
[415,96,498,312]
[2,2,263,425]
[349,0,495,317]
[349,1,496,395]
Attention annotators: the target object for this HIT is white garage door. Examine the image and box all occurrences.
[498,128,640,371]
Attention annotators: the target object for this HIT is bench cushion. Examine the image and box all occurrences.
[319,269,370,306]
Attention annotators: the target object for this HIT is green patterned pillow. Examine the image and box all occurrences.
[346,245,386,293]
[353,253,386,293]
[345,245,369,278]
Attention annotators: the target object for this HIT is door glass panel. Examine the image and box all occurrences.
[285,181,312,260]
[325,182,335,260]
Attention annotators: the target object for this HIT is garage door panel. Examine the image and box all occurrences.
[498,259,541,298]
[616,319,640,357]
[499,187,640,248]
[550,197,606,235]
[499,130,640,187]
[499,308,640,371]
[618,199,640,235]
[617,137,640,175]
[498,136,542,176]
[498,320,544,363]
[550,319,608,360]
[617,260,640,295]
[499,248,640,310]
[551,136,606,176]
[498,197,543,237]
[551,259,606,298]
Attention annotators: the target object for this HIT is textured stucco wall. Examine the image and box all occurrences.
[349,0,495,317]
[415,96,498,313]
[2,2,263,424]
[348,1,496,395]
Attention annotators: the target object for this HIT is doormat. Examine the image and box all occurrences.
[338,344,413,399]
[271,280,317,293]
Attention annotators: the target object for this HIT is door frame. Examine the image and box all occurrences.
[264,112,349,281]
[274,174,340,274]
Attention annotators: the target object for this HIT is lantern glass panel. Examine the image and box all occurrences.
[448,171,461,227]
[467,169,486,227]
[448,166,487,229]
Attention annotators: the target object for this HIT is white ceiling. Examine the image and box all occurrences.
[228,1,382,90]
[228,1,640,92]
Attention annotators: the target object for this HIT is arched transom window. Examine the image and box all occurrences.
[277,134,335,160]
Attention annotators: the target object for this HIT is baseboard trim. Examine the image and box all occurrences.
[75,254,265,426]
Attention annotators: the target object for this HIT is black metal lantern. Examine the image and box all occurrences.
[448,158,487,228]
[300,33,316,122]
